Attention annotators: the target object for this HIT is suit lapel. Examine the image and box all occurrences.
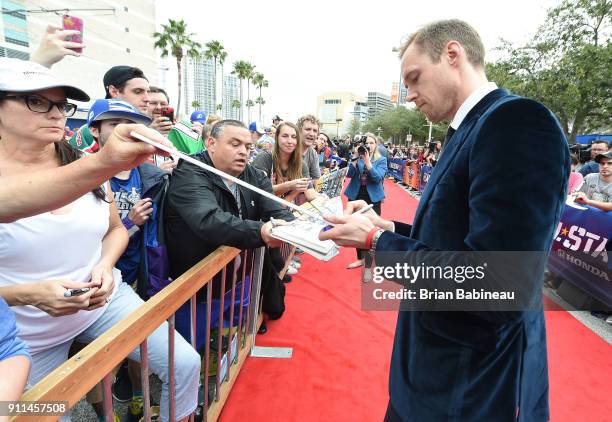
[411,89,509,235]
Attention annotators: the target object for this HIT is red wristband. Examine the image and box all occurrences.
[365,227,379,250]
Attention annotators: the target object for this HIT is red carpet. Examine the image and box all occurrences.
[220,179,612,422]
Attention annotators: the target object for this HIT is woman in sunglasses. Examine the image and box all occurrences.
[0,59,199,422]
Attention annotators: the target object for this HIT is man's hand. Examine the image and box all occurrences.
[344,200,394,231]
[31,25,84,68]
[158,159,177,174]
[261,220,286,248]
[574,192,590,205]
[95,124,175,172]
[150,116,173,136]
[128,198,153,226]
[31,280,96,317]
[86,265,115,311]
[318,213,375,248]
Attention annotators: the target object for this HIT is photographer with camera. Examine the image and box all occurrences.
[578,140,610,177]
[344,133,387,271]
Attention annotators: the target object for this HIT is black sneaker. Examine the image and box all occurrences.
[258,322,267,334]
[112,361,132,403]
[282,274,292,283]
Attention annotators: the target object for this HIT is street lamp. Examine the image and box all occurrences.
[336,118,343,139]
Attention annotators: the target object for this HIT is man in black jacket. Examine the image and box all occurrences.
[165,120,294,347]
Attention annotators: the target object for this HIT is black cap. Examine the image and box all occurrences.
[272,115,281,121]
[103,66,148,99]
[594,151,612,163]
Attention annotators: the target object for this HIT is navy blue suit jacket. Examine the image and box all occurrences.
[375,89,570,421]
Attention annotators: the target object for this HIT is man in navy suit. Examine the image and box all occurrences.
[321,19,569,421]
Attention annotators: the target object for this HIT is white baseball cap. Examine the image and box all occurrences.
[0,58,89,102]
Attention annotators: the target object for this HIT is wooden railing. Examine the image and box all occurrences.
[13,245,270,422]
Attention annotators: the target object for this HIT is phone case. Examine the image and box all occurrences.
[62,15,83,53]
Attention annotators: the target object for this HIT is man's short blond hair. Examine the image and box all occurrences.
[296,114,321,130]
[398,19,485,68]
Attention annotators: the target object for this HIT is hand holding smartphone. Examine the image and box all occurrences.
[160,106,175,124]
[62,15,84,53]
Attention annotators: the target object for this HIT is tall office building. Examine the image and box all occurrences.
[367,92,393,117]
[182,56,215,117]
[0,0,158,123]
[182,58,240,120]
[222,71,240,120]
[352,101,369,123]
[316,92,367,137]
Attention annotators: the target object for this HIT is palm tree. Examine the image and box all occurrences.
[232,61,253,122]
[252,72,268,122]
[246,99,255,117]
[255,96,266,121]
[203,40,226,115]
[153,19,201,116]
[244,63,256,122]
[191,100,201,110]
[231,99,241,119]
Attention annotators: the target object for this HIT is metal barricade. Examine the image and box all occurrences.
[14,245,291,422]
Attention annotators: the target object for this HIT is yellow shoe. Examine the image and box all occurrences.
[137,405,160,422]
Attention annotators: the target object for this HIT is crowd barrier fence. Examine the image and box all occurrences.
[387,158,432,193]
[548,201,611,307]
[15,243,294,422]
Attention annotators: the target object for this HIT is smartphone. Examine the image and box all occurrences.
[62,15,84,53]
[160,106,175,123]
[63,287,91,298]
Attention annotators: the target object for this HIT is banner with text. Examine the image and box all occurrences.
[548,201,611,307]
[388,158,405,182]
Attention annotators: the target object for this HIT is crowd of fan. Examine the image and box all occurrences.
[0,26,353,422]
[570,140,612,212]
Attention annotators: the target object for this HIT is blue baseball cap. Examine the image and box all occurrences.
[190,110,207,124]
[249,121,265,135]
[87,99,152,127]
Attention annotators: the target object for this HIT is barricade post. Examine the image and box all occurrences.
[14,243,294,422]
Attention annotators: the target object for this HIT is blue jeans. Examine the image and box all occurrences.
[27,282,200,421]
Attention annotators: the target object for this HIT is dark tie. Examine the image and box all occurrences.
[440,126,456,156]
[443,126,456,146]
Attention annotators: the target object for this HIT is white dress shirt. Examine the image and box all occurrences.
[449,82,498,130]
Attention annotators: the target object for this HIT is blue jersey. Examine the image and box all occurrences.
[111,169,144,285]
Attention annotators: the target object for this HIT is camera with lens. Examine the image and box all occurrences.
[569,143,591,163]
[351,135,368,156]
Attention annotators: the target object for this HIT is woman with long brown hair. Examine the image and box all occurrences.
[253,121,320,203]
[252,122,321,283]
